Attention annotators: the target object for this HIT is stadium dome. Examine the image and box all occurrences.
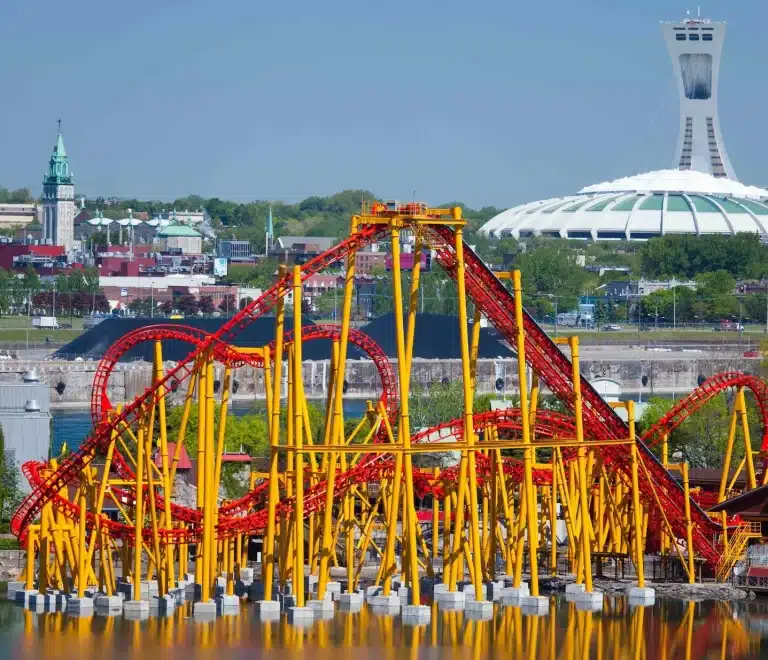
[480,170,768,241]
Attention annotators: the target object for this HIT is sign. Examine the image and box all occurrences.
[120,288,128,297]
[213,257,228,277]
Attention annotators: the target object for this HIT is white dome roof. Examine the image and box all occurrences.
[481,170,768,241]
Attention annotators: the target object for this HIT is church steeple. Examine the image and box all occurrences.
[45,119,72,185]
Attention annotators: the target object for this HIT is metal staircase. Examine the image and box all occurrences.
[716,522,762,582]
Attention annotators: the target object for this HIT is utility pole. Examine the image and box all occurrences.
[673,288,676,331]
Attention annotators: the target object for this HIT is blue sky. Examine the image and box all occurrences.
[1,0,766,208]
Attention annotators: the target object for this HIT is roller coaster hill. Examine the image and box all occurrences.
[9,202,768,616]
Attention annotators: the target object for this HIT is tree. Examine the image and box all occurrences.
[159,300,173,316]
[218,294,237,316]
[176,295,199,316]
[0,426,23,522]
[199,295,215,315]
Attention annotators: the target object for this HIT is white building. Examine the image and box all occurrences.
[661,17,734,178]
[481,15,768,242]
[42,122,76,251]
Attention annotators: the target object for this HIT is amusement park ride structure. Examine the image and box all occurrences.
[8,203,768,619]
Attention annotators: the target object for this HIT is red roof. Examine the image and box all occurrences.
[221,453,252,464]
[155,443,192,470]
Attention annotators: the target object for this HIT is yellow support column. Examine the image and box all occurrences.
[292,265,306,609]
[194,361,207,588]
[682,463,695,585]
[388,223,421,607]
[317,217,357,600]
[133,427,145,602]
[570,336,597,600]
[513,270,541,603]
[627,400,649,597]
[262,271,285,603]
[454,221,485,607]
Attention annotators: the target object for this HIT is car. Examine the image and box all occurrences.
[602,324,622,332]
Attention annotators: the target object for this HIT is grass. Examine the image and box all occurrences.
[0,539,19,550]
[0,314,85,344]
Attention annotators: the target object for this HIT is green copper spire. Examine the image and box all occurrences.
[44,119,72,185]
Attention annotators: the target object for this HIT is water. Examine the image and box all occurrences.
[50,400,371,456]
[0,596,765,659]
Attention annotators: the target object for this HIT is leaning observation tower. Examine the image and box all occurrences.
[480,14,768,241]
[661,16,735,179]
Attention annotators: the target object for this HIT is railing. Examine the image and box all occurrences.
[716,522,762,582]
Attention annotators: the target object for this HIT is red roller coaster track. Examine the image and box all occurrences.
[12,221,763,566]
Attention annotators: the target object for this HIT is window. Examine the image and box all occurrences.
[676,34,686,41]
[689,34,700,41]
[703,34,713,41]
[679,53,712,99]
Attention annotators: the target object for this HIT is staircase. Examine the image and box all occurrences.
[716,522,762,582]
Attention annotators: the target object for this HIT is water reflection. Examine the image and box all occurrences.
[2,596,765,659]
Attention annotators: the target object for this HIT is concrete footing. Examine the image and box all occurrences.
[521,595,550,615]
[94,595,124,614]
[15,590,37,606]
[255,599,281,620]
[568,590,604,611]
[150,594,176,615]
[565,583,586,595]
[239,568,254,583]
[185,583,203,603]
[437,591,465,609]
[307,599,335,615]
[193,600,217,619]
[287,606,314,624]
[628,587,656,605]
[124,600,150,620]
[370,594,401,612]
[466,600,493,620]
[6,581,24,600]
[500,584,530,602]
[365,585,382,602]
[402,604,432,625]
[339,592,363,610]
[217,595,240,615]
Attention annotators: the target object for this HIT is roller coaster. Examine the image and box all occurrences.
[10,203,768,617]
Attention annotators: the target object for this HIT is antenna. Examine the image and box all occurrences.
[698,6,701,18]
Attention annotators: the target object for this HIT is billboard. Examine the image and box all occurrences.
[385,250,431,272]
[213,258,228,277]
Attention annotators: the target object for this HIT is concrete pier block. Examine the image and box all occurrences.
[150,595,176,615]
[307,598,335,615]
[255,600,281,619]
[370,594,401,612]
[569,591,604,610]
[185,583,203,602]
[6,581,24,600]
[575,599,604,612]
[521,595,550,615]
[117,582,134,600]
[15,590,37,606]
[500,584,530,602]
[27,593,47,612]
[431,583,448,598]
[565,583,586,595]
[280,593,298,610]
[68,597,94,616]
[437,590,465,609]
[193,600,217,620]
[466,599,493,620]
[397,587,410,604]
[287,606,314,624]
[169,588,185,604]
[365,585,382,602]
[217,595,240,615]
[94,595,123,614]
[239,568,254,583]
[124,600,150,620]
[628,587,656,606]
[339,592,363,610]
[402,605,431,625]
